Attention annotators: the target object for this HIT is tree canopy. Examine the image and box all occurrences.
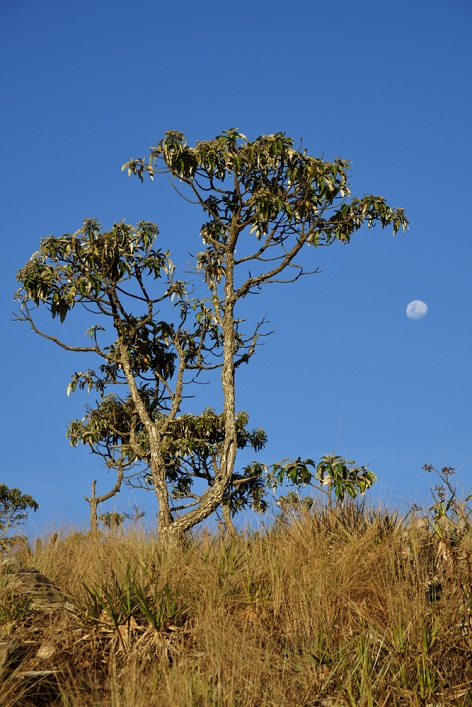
[0,484,38,539]
[15,129,408,540]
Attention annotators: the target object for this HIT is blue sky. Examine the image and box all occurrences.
[1,0,471,533]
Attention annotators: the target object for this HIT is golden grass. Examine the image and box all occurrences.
[2,504,472,705]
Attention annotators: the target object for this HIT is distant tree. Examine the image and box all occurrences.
[0,484,38,539]
[15,129,408,544]
[97,502,147,531]
[98,511,126,530]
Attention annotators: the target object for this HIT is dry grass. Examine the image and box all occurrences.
[2,503,472,706]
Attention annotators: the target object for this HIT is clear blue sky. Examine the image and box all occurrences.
[2,0,471,533]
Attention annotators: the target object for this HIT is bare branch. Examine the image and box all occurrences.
[15,308,102,355]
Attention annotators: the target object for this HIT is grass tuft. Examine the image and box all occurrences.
[1,503,472,705]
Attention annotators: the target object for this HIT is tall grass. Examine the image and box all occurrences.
[1,501,472,705]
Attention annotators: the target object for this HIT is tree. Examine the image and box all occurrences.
[15,129,408,543]
[267,454,378,511]
[0,484,38,539]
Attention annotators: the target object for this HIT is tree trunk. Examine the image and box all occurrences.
[84,465,124,534]
[156,252,239,539]
[86,481,99,535]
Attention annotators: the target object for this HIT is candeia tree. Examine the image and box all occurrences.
[16,129,408,542]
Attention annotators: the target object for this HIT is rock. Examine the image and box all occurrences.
[1,560,76,613]
[36,642,56,660]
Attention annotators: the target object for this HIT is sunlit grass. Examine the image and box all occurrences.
[1,499,472,705]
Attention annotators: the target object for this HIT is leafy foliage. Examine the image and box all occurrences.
[125,129,407,248]
[0,484,38,538]
[267,454,377,506]
[70,404,269,517]
[78,568,183,653]
[15,129,408,539]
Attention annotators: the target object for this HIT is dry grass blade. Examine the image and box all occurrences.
[1,506,472,704]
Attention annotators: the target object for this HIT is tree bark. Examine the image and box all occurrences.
[84,465,124,534]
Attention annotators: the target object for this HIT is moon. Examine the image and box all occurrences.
[406,300,428,320]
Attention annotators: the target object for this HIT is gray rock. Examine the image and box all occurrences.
[1,561,76,613]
